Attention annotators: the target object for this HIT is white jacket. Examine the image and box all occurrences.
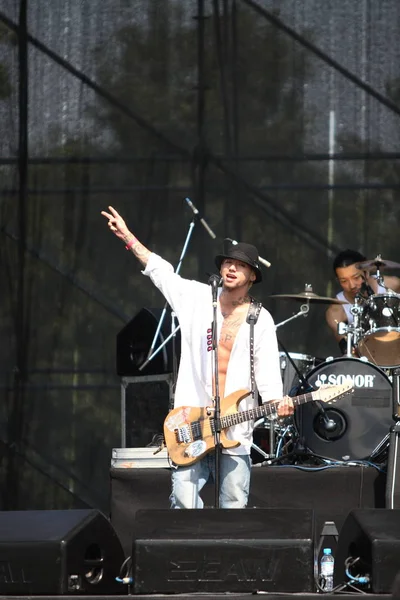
[143,253,283,454]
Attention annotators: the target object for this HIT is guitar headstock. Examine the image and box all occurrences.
[315,382,354,404]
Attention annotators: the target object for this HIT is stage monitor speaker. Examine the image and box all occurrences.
[132,508,314,594]
[116,307,181,376]
[333,509,400,593]
[0,509,125,595]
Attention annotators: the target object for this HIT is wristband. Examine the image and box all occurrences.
[125,237,136,250]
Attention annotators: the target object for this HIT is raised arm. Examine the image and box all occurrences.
[383,275,400,294]
[101,205,151,268]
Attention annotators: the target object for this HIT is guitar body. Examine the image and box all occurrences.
[164,389,251,466]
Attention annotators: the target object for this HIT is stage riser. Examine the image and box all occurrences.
[110,465,386,558]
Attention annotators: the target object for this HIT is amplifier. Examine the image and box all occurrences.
[111,447,170,469]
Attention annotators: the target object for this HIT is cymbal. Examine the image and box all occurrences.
[269,291,346,305]
[358,255,400,270]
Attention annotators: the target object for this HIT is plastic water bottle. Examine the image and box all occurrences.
[320,548,334,591]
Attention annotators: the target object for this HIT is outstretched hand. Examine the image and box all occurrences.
[101,206,130,241]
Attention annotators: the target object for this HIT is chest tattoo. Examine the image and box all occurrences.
[220,315,245,343]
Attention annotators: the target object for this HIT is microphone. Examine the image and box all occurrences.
[323,416,337,431]
[208,273,221,303]
[225,237,271,268]
[313,401,337,432]
[298,381,337,431]
[185,197,217,239]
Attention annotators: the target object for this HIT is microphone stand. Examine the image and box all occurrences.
[209,276,222,508]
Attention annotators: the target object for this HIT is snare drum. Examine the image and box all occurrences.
[279,352,321,396]
[357,292,400,367]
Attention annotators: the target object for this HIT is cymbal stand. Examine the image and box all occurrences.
[275,301,341,462]
[275,302,310,330]
[373,256,385,288]
[258,302,309,459]
[275,303,312,392]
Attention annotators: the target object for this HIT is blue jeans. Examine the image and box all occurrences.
[170,452,251,509]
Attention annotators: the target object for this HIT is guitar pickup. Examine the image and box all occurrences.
[175,425,192,444]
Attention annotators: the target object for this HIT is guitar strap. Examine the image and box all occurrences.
[246,299,262,404]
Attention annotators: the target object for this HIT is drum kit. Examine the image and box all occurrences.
[252,255,400,465]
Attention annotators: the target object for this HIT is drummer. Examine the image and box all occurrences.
[325,249,400,354]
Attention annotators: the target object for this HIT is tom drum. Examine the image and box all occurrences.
[358,293,400,367]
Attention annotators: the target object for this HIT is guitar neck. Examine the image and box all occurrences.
[220,390,315,429]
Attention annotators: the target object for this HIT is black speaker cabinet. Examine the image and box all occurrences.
[116,307,181,376]
[132,508,315,594]
[334,509,400,593]
[0,509,125,595]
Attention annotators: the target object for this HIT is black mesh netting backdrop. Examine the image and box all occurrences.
[1,0,400,511]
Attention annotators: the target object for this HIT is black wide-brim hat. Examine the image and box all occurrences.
[215,240,262,284]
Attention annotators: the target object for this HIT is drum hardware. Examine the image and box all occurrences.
[385,422,400,508]
[261,426,321,466]
[358,255,400,276]
[270,283,348,306]
[385,368,400,508]
[252,416,281,461]
[357,293,400,367]
[337,295,364,356]
[269,284,347,460]
[275,421,298,457]
[251,439,272,461]
[391,366,400,421]
[277,343,335,441]
[275,302,309,330]
[369,432,390,463]
[357,257,400,364]
[279,352,322,396]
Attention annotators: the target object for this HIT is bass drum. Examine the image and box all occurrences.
[295,357,392,461]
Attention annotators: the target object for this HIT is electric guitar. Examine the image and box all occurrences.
[163,383,353,466]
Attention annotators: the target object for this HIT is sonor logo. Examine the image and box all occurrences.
[315,373,376,388]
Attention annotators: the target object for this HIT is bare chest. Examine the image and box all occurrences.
[218,308,248,353]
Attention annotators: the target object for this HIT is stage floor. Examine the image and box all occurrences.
[0,594,391,599]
